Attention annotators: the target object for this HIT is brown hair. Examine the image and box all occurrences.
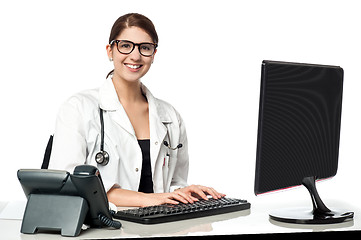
[106,13,159,78]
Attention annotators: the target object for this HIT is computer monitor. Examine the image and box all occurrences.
[254,60,354,224]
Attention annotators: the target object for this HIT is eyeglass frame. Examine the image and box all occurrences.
[109,40,158,57]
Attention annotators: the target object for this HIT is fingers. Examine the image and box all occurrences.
[142,192,187,206]
[199,185,225,199]
[190,185,209,200]
[170,193,188,204]
[167,185,226,206]
[164,198,180,205]
[182,185,226,200]
[172,190,197,204]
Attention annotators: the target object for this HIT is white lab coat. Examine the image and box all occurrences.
[49,77,189,193]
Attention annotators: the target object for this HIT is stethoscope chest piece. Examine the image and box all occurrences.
[95,150,109,166]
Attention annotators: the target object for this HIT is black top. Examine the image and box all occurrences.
[138,139,154,193]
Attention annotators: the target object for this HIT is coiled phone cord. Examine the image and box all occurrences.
[98,211,122,229]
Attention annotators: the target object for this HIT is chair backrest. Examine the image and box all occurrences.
[41,135,54,169]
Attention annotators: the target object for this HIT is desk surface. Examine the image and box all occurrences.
[1,196,360,239]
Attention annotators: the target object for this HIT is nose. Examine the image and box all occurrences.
[128,46,142,61]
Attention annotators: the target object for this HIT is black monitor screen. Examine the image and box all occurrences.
[254,60,344,195]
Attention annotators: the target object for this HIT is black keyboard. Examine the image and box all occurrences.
[113,197,250,224]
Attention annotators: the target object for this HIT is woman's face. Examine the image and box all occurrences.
[107,27,156,84]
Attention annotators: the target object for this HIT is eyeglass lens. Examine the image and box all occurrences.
[116,40,156,56]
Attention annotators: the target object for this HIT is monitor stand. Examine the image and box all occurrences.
[269,176,354,224]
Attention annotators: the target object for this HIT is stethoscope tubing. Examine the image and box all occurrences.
[96,108,182,166]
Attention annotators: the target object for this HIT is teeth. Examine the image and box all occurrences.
[125,64,141,69]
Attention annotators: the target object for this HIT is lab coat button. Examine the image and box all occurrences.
[155,141,158,145]
[135,168,139,172]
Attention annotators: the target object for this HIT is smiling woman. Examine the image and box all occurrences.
[105,13,159,79]
[107,26,155,88]
[48,13,225,208]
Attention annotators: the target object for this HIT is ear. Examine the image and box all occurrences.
[152,49,157,63]
[106,44,113,60]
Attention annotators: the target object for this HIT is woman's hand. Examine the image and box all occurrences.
[108,188,204,208]
[141,185,225,207]
[140,191,197,207]
[107,185,226,208]
[174,184,226,201]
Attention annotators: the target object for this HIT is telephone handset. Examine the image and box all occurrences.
[17,165,121,237]
[71,165,121,228]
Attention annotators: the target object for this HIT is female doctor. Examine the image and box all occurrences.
[49,13,225,207]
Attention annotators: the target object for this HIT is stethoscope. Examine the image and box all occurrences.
[95,108,182,166]
[95,108,109,166]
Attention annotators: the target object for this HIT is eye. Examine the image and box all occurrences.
[141,45,151,51]
[120,43,132,49]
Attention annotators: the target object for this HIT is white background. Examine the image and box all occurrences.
[0,0,360,211]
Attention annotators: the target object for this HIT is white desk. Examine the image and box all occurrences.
[1,197,359,239]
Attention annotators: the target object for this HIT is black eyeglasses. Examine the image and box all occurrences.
[110,40,157,57]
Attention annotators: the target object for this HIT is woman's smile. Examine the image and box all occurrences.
[125,63,143,72]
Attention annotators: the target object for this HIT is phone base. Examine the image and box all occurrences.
[21,194,89,237]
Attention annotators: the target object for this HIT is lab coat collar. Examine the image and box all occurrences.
[141,84,173,124]
[98,77,122,111]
